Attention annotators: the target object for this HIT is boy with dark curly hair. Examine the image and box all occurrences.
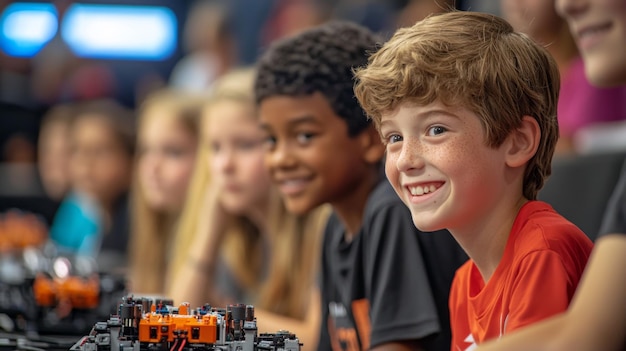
[354,11,594,349]
[255,21,467,351]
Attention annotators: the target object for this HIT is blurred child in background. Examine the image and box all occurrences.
[168,68,329,350]
[501,0,626,155]
[49,100,135,271]
[127,89,204,294]
[169,0,237,93]
[37,103,76,203]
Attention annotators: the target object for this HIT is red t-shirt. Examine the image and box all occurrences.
[449,201,593,351]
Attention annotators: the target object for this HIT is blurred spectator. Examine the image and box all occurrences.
[29,0,78,106]
[49,99,134,271]
[331,0,395,35]
[0,103,38,165]
[261,0,330,45]
[227,0,275,65]
[29,0,118,108]
[37,103,76,202]
[0,103,42,200]
[0,54,32,107]
[395,0,457,28]
[168,0,237,92]
[128,89,204,294]
[0,101,59,226]
[501,0,626,155]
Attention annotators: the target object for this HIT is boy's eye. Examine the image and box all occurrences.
[427,126,447,136]
[296,132,315,144]
[263,135,276,150]
[387,134,403,144]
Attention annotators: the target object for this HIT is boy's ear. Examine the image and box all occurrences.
[359,125,386,164]
[505,115,541,168]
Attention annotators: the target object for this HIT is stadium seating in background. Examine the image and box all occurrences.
[538,151,626,241]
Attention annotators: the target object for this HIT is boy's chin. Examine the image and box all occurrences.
[411,216,443,233]
[283,198,318,215]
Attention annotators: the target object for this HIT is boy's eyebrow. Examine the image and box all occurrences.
[380,108,461,129]
[260,115,321,131]
[421,109,461,121]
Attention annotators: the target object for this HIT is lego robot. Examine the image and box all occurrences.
[70,297,301,351]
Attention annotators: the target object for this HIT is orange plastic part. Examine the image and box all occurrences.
[0,211,47,252]
[58,276,100,309]
[32,274,100,309]
[138,312,218,344]
[33,274,56,307]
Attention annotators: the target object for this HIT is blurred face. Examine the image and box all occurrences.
[259,93,371,215]
[70,115,133,206]
[502,0,564,42]
[137,111,198,213]
[556,0,626,86]
[38,121,72,200]
[204,101,270,215]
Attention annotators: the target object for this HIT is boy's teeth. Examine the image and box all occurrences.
[409,185,437,196]
[410,186,423,195]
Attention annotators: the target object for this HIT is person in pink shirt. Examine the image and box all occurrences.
[502,0,626,155]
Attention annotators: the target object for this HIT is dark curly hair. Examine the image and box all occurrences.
[254,21,380,137]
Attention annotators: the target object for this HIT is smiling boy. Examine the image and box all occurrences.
[354,11,594,349]
[255,21,467,351]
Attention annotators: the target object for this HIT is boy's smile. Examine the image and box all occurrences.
[404,181,445,199]
[380,100,513,235]
[259,92,375,215]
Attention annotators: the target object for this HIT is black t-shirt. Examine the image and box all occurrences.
[318,179,468,351]
[599,159,626,238]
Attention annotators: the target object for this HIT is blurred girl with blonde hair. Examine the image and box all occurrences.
[168,68,329,350]
[128,89,204,294]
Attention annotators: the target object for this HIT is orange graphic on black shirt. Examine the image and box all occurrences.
[328,299,371,351]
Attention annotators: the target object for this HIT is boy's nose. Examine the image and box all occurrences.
[395,144,425,172]
[267,142,296,169]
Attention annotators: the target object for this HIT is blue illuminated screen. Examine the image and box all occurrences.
[0,2,58,57]
[0,2,177,60]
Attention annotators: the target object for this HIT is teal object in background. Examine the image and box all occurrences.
[49,191,102,256]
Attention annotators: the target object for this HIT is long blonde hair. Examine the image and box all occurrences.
[170,68,329,318]
[129,89,204,294]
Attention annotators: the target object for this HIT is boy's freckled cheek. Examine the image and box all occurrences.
[435,143,463,162]
[384,152,399,170]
